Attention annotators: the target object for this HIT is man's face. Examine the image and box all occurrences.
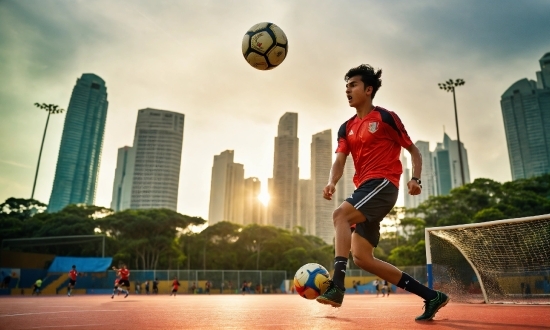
[346,75,373,107]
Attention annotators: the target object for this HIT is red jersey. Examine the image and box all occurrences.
[69,269,77,281]
[336,107,413,188]
[172,279,179,289]
[119,268,130,280]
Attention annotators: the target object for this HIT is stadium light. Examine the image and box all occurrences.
[438,79,466,186]
[32,103,65,199]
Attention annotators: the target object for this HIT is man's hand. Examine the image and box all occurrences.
[323,183,336,200]
[407,179,422,195]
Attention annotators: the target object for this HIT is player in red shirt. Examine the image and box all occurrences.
[316,64,449,321]
[111,264,130,298]
[67,265,78,297]
[170,276,180,296]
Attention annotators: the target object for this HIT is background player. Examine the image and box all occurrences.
[111,264,130,298]
[67,265,78,296]
[170,276,180,296]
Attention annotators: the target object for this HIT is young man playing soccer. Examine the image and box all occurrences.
[316,64,449,321]
[111,264,130,298]
[67,265,78,296]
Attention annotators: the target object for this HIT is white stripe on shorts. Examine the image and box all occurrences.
[354,179,390,209]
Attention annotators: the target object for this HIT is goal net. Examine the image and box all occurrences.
[425,214,550,304]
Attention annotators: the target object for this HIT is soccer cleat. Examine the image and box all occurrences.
[124,292,129,298]
[111,295,114,299]
[415,291,450,321]
[316,280,345,307]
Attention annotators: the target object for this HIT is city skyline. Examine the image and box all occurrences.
[1,1,549,219]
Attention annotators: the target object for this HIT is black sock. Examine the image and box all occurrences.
[397,272,437,301]
[332,256,348,290]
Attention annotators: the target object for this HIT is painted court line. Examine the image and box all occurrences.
[0,310,124,317]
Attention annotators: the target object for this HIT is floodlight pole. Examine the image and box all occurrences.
[32,103,64,199]
[438,79,466,186]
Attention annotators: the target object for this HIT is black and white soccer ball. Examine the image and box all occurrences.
[242,22,288,70]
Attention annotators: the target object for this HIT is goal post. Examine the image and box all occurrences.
[425,214,550,304]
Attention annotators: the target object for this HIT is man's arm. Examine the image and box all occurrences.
[323,152,347,200]
[405,144,422,195]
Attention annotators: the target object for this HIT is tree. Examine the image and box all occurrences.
[98,209,205,269]
[412,176,550,227]
[31,103,64,199]
[0,198,47,242]
[387,240,426,266]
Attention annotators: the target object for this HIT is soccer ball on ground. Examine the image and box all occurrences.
[294,263,330,299]
[242,22,288,70]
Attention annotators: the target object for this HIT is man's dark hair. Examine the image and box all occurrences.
[345,64,383,99]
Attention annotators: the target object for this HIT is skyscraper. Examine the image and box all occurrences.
[243,177,263,225]
[311,129,334,244]
[298,179,313,234]
[129,108,184,211]
[403,141,438,209]
[271,112,299,230]
[403,136,470,208]
[433,133,470,195]
[110,146,135,212]
[501,52,550,180]
[208,150,245,225]
[401,149,413,209]
[335,155,355,206]
[48,74,108,212]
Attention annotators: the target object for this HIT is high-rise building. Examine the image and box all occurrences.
[401,150,413,209]
[403,136,470,208]
[48,74,108,212]
[311,129,334,244]
[335,155,355,207]
[298,179,313,234]
[403,141,438,209]
[266,178,274,226]
[129,108,184,211]
[243,177,263,225]
[208,150,245,225]
[501,52,550,180]
[271,113,299,230]
[433,133,470,195]
[110,146,135,212]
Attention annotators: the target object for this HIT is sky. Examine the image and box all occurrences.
[1,0,549,220]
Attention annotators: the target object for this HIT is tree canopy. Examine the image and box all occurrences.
[2,174,550,270]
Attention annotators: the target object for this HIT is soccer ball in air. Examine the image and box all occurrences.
[294,263,330,299]
[242,22,288,70]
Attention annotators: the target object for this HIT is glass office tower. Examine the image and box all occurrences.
[48,74,108,212]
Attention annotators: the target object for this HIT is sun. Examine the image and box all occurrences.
[258,191,270,206]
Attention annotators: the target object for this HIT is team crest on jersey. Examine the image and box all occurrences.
[368,122,379,133]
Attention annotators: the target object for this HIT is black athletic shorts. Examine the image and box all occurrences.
[69,279,76,286]
[119,279,130,287]
[346,178,398,247]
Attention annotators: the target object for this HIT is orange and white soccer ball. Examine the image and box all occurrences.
[293,263,330,299]
[242,22,288,70]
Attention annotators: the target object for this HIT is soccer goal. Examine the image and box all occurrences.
[425,214,550,304]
